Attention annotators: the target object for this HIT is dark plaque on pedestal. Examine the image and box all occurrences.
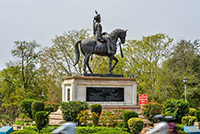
[86,87,124,101]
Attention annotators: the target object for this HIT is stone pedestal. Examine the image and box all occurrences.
[62,76,137,106]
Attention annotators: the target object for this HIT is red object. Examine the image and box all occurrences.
[139,94,148,107]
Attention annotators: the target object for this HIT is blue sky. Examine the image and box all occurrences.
[0,0,200,70]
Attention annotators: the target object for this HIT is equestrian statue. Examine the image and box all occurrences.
[74,10,127,75]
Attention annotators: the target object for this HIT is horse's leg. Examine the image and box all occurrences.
[111,56,118,71]
[83,55,88,74]
[109,55,114,74]
[86,54,93,74]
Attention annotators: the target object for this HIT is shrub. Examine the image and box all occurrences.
[123,110,138,129]
[1,103,20,124]
[177,131,189,134]
[90,104,102,126]
[31,101,44,119]
[11,129,39,134]
[40,125,59,133]
[90,104,102,115]
[23,126,38,131]
[188,108,197,116]
[91,112,99,126]
[195,110,200,122]
[76,127,128,134]
[164,99,189,123]
[21,99,35,119]
[13,120,32,126]
[182,116,196,126]
[94,130,130,134]
[128,117,144,134]
[61,101,88,123]
[176,124,190,134]
[44,102,60,112]
[44,106,54,113]
[142,102,164,122]
[34,111,49,132]
[176,124,184,131]
[76,110,89,126]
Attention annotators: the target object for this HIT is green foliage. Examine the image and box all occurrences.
[44,106,54,113]
[61,101,88,122]
[0,114,11,125]
[21,99,36,119]
[0,65,24,103]
[90,104,102,115]
[91,112,99,126]
[142,102,164,122]
[76,126,128,134]
[128,117,144,134]
[178,130,190,134]
[44,102,60,112]
[76,110,89,126]
[176,124,184,131]
[1,103,21,123]
[164,99,189,123]
[182,116,196,126]
[31,101,44,119]
[13,120,32,126]
[123,33,173,100]
[195,110,200,122]
[159,40,200,106]
[23,126,38,131]
[94,130,130,134]
[188,108,197,116]
[17,125,57,134]
[123,111,138,129]
[42,29,90,76]
[99,110,121,127]
[11,129,39,134]
[34,111,49,132]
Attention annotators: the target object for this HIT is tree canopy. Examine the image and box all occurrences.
[0,29,200,108]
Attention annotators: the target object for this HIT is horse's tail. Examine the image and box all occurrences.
[73,40,82,66]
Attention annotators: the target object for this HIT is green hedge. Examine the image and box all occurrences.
[13,121,32,126]
[44,106,54,113]
[23,125,58,133]
[195,110,200,122]
[21,99,36,119]
[90,104,102,115]
[142,102,164,122]
[164,99,189,123]
[11,129,39,134]
[188,108,197,116]
[123,111,138,129]
[128,117,144,134]
[77,127,127,134]
[94,130,130,134]
[31,101,44,119]
[182,116,196,126]
[34,111,49,132]
[61,101,88,122]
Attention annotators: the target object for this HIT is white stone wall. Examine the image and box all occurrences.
[62,76,137,105]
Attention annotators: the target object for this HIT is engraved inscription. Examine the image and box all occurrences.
[86,87,124,101]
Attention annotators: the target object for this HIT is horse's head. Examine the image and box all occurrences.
[119,29,127,44]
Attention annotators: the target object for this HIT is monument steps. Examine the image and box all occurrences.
[49,106,66,125]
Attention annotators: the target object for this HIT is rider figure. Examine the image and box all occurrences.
[93,10,114,54]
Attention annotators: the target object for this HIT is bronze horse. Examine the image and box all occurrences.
[73,29,127,74]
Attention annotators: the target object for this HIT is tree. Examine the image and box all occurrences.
[0,63,24,103]
[158,39,200,107]
[11,41,41,96]
[41,29,91,77]
[123,33,173,100]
